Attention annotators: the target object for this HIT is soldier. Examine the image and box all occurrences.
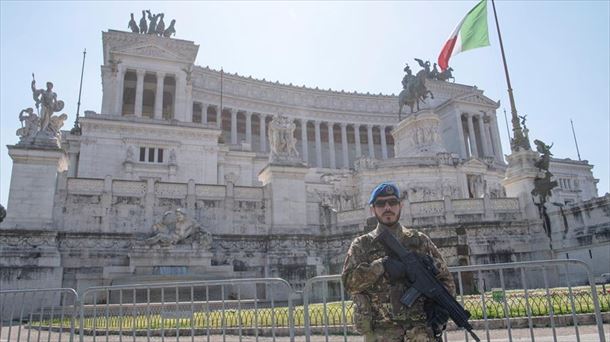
[342,182,455,341]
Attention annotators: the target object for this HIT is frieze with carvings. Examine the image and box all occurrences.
[155,183,187,198]
[0,232,57,248]
[491,198,520,211]
[452,199,484,212]
[410,201,445,216]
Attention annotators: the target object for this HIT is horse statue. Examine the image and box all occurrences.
[398,61,434,118]
[437,67,455,82]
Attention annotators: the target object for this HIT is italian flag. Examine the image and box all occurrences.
[438,0,490,71]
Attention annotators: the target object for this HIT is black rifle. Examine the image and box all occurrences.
[374,228,481,342]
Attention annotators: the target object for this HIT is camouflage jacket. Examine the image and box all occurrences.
[342,223,455,329]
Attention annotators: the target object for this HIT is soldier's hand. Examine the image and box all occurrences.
[382,256,406,282]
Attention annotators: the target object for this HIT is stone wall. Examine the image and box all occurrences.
[548,194,610,278]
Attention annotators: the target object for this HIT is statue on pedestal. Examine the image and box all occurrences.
[17,75,68,147]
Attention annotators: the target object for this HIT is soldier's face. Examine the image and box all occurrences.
[371,195,402,226]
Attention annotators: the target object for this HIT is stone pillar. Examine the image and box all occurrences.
[367,125,375,158]
[154,72,165,119]
[300,119,309,164]
[456,113,467,159]
[380,126,388,159]
[245,111,252,145]
[230,109,237,144]
[202,104,208,124]
[184,77,193,123]
[490,115,504,163]
[354,124,362,158]
[327,122,336,169]
[466,113,479,157]
[115,66,126,116]
[4,146,68,227]
[217,107,223,129]
[175,74,187,121]
[134,69,145,117]
[314,121,322,167]
[259,114,267,152]
[340,123,349,168]
[477,115,490,157]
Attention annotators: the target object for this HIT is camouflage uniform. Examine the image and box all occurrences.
[342,223,455,342]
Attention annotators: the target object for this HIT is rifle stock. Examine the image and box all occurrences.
[373,228,480,342]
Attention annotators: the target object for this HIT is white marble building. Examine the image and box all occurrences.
[1,29,607,296]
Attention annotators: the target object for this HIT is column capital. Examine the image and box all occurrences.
[352,123,361,129]
[156,71,166,77]
[136,69,146,77]
[340,122,348,128]
[299,118,309,124]
[313,120,321,126]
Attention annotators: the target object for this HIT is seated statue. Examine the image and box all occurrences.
[143,208,212,249]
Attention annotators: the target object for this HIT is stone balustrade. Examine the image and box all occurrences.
[335,197,522,227]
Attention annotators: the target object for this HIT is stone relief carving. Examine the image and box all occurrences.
[268,115,301,165]
[353,156,378,171]
[141,208,212,249]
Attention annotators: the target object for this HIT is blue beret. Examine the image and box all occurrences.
[368,182,400,204]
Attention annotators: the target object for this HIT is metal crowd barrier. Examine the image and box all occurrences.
[0,287,78,342]
[301,259,608,342]
[78,278,295,342]
[0,260,607,342]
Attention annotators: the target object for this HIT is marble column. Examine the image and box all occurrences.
[175,74,187,121]
[354,124,362,158]
[230,109,237,144]
[154,72,165,119]
[327,122,336,169]
[380,126,388,159]
[115,66,126,116]
[202,104,208,124]
[340,123,349,168]
[490,115,504,162]
[216,106,222,128]
[314,121,322,167]
[300,119,309,163]
[456,113,467,159]
[466,114,479,157]
[367,125,375,158]
[259,114,267,152]
[477,114,490,157]
[245,111,252,145]
[134,69,145,117]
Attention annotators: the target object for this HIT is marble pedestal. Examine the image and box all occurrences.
[258,163,309,233]
[392,109,447,157]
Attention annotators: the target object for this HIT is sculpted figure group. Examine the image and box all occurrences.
[128,10,176,38]
[16,75,68,146]
[143,208,212,249]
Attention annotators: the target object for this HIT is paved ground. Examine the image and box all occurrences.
[1,324,609,342]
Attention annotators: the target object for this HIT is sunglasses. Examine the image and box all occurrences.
[373,198,400,208]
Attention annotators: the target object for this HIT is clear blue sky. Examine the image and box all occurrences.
[1,1,608,206]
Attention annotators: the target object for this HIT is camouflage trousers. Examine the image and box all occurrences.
[362,321,436,342]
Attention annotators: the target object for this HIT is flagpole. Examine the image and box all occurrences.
[490,0,530,152]
[503,108,511,141]
[570,119,581,161]
[71,48,87,135]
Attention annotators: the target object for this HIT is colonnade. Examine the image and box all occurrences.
[192,102,394,169]
[117,68,183,120]
[458,112,503,161]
